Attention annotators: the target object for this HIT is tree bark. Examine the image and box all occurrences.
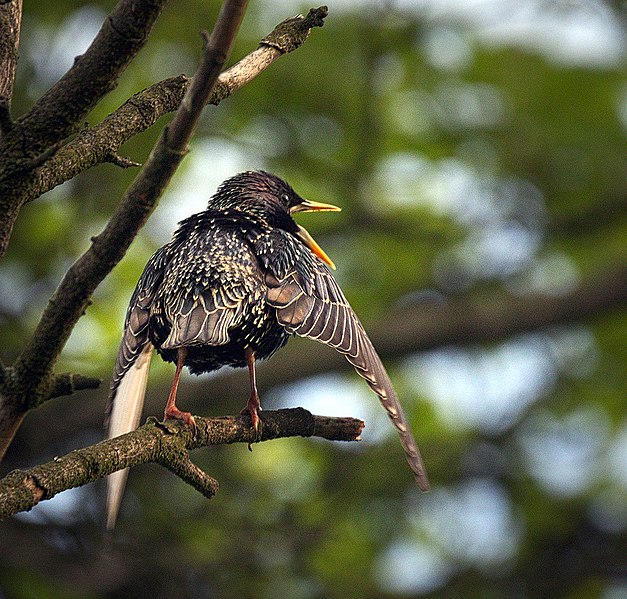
[0,0,21,126]
[0,409,364,520]
[0,5,329,460]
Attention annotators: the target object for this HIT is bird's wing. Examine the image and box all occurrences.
[160,283,247,350]
[105,245,169,531]
[156,225,260,350]
[264,237,429,491]
[105,343,152,531]
[107,245,170,413]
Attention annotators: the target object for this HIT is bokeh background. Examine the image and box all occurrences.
[0,0,625,597]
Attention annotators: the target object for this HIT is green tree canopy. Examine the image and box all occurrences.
[0,1,625,597]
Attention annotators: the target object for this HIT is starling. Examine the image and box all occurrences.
[106,171,429,529]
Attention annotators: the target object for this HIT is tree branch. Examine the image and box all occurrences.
[549,192,627,238]
[0,0,253,461]
[0,0,167,173]
[12,0,250,388]
[0,5,329,462]
[47,372,102,400]
[0,408,364,520]
[2,7,328,211]
[376,264,627,358]
[0,0,170,257]
[164,0,249,152]
[0,0,21,136]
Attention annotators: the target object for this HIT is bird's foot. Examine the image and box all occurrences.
[240,396,262,448]
[164,405,196,430]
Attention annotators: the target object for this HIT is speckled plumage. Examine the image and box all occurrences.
[107,171,429,496]
[124,210,290,377]
[109,172,301,394]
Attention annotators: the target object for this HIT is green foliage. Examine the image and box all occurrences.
[1,1,625,598]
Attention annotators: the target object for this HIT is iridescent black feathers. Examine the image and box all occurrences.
[107,171,429,515]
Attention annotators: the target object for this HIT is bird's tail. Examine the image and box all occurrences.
[105,343,153,532]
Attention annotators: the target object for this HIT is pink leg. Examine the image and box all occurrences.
[164,347,195,427]
[240,347,261,433]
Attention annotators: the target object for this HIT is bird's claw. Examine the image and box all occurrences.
[164,406,196,433]
[240,403,262,449]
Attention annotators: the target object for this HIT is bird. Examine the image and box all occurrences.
[105,170,429,530]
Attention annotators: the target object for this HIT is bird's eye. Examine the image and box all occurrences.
[281,194,290,205]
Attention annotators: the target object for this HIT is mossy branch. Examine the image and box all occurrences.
[0,5,329,460]
[0,408,365,520]
[0,4,328,462]
[0,0,21,136]
[0,0,168,179]
[0,7,329,248]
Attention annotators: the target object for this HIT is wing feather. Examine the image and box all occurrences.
[265,237,429,491]
[105,245,169,532]
[157,228,260,350]
[107,245,169,418]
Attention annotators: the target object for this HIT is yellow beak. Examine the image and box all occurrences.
[290,200,341,270]
[295,225,336,270]
[290,200,342,215]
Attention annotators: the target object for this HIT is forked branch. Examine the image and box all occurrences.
[0,2,329,462]
[10,0,250,410]
[0,409,365,520]
[2,7,329,211]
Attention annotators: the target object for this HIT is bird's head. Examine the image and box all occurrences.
[210,171,341,269]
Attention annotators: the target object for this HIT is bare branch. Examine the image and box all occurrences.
[312,414,365,441]
[0,0,167,172]
[3,7,328,211]
[0,0,21,135]
[47,372,102,400]
[260,5,327,53]
[165,0,249,152]
[0,408,364,520]
[0,0,250,462]
[159,449,219,499]
[0,7,329,254]
[104,152,142,169]
[0,0,169,256]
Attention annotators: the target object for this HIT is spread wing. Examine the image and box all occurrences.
[107,245,169,412]
[264,235,429,491]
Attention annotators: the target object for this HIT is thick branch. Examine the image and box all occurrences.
[0,0,255,462]
[0,7,328,213]
[0,0,167,173]
[0,0,169,257]
[9,0,248,406]
[0,0,21,131]
[0,408,364,519]
[0,5,328,463]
